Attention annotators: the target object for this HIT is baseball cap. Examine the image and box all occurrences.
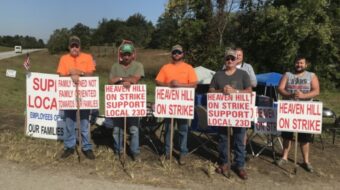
[69,36,81,46]
[120,44,134,54]
[171,44,183,52]
[225,49,236,58]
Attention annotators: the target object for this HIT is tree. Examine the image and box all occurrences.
[47,28,70,54]
[235,0,340,89]
[70,23,91,50]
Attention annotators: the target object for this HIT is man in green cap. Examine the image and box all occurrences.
[108,41,144,161]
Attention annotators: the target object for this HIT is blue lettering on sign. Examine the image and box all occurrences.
[29,111,53,121]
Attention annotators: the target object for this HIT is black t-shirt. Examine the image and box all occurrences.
[209,69,251,90]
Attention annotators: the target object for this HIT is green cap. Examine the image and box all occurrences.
[121,44,134,53]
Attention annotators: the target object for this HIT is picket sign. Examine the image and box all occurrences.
[276,100,323,134]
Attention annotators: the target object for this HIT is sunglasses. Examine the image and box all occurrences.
[122,53,132,57]
[225,56,235,61]
[172,50,183,55]
[70,44,79,48]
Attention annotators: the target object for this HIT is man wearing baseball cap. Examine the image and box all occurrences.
[209,48,252,180]
[57,35,96,160]
[155,44,198,165]
[109,41,144,162]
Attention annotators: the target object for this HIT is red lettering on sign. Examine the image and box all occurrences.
[33,78,56,92]
[28,95,57,110]
[278,118,289,129]
[279,102,304,114]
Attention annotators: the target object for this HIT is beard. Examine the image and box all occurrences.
[295,68,306,74]
[172,57,182,62]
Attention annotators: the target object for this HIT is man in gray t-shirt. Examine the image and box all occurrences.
[108,42,144,162]
[222,48,257,87]
[209,49,252,180]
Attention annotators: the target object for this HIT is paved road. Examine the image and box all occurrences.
[0,49,44,60]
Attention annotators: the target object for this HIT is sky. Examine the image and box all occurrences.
[0,0,168,42]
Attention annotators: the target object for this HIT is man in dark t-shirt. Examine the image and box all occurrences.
[209,49,252,180]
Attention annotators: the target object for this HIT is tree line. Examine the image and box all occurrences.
[0,35,44,48]
[13,0,340,90]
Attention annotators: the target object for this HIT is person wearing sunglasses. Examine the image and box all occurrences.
[108,42,144,162]
[57,35,96,160]
[155,44,198,165]
[209,49,252,180]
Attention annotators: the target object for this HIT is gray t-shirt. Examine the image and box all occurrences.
[109,61,144,79]
[223,62,257,87]
[209,69,251,90]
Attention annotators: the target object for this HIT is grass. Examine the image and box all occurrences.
[0,46,13,52]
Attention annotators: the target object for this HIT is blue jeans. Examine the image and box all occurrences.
[112,117,140,155]
[164,118,188,156]
[64,110,92,151]
[218,127,246,168]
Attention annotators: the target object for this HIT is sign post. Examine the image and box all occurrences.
[75,84,82,162]
[294,132,298,174]
[123,117,127,164]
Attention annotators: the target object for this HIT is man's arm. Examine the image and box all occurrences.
[170,80,197,88]
[278,74,293,99]
[209,87,223,93]
[247,65,257,87]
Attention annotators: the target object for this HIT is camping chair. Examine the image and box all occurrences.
[188,105,218,155]
[247,96,283,160]
[313,107,340,149]
[140,102,165,155]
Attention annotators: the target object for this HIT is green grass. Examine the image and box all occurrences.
[0,46,13,52]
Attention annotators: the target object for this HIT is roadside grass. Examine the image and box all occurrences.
[0,46,13,52]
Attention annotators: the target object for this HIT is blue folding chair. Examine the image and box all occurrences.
[189,105,218,155]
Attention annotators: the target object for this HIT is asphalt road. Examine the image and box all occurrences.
[0,49,43,60]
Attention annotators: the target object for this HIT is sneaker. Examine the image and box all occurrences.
[302,163,314,173]
[132,154,141,162]
[60,148,74,159]
[236,168,248,180]
[83,150,95,160]
[178,155,187,165]
[275,158,288,166]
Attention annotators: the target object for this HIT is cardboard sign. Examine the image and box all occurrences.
[57,77,99,110]
[105,84,147,117]
[276,100,323,134]
[207,93,254,127]
[154,87,195,119]
[254,106,280,135]
[6,69,16,78]
[26,72,65,140]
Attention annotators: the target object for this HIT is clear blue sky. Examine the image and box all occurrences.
[0,0,167,42]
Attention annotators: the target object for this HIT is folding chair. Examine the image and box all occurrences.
[247,96,283,159]
[313,107,340,149]
[139,102,165,155]
[189,105,218,155]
